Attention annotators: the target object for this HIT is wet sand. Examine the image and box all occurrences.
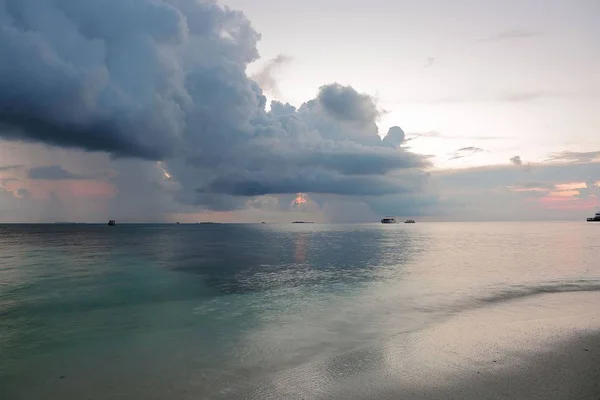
[247,291,600,400]
[355,292,600,400]
[371,331,600,400]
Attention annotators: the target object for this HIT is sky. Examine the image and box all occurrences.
[0,0,598,222]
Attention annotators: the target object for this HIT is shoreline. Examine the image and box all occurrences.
[2,290,599,400]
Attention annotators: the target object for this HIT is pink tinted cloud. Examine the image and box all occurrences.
[3,179,117,201]
[533,194,598,210]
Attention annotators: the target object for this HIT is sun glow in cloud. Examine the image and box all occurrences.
[507,186,547,193]
[507,180,600,212]
[156,162,172,180]
[292,193,308,206]
[554,182,587,191]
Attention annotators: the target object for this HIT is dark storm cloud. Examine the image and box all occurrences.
[0,0,191,159]
[204,172,423,197]
[0,0,257,160]
[0,0,429,208]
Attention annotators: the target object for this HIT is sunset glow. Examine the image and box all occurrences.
[293,193,308,206]
[554,182,587,191]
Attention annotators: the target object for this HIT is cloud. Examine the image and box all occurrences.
[437,162,600,192]
[316,83,384,123]
[424,57,436,68]
[0,0,429,212]
[106,159,192,221]
[0,0,192,159]
[425,90,562,105]
[498,91,563,102]
[522,181,556,190]
[0,165,23,172]
[5,139,600,222]
[0,179,106,223]
[406,131,507,142]
[449,146,484,160]
[366,191,439,218]
[547,151,600,163]
[575,179,600,199]
[382,126,406,147]
[433,161,600,220]
[202,172,424,197]
[27,165,90,180]
[0,177,19,186]
[510,156,523,166]
[481,29,541,42]
[508,155,533,171]
[406,131,442,140]
[250,54,292,97]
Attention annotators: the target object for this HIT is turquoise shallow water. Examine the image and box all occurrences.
[1,222,599,399]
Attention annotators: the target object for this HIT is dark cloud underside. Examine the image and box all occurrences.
[28,165,88,180]
[0,0,429,209]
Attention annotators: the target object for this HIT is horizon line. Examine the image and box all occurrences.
[0,220,594,225]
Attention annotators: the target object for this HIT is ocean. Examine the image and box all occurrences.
[1,222,599,399]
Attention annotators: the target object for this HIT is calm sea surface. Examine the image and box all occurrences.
[1,222,599,399]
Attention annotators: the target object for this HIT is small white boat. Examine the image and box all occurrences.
[381,217,397,224]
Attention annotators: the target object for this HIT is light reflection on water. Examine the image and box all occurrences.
[0,222,599,399]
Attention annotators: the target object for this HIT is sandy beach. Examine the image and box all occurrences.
[330,332,600,400]
[245,291,600,400]
[420,332,600,400]
[381,293,600,400]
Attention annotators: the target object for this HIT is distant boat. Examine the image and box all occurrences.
[381,217,397,224]
[587,211,600,222]
[404,219,416,224]
[108,220,116,226]
[292,221,314,224]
